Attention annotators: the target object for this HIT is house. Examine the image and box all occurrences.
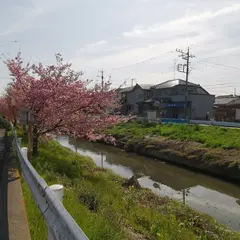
[214,95,240,122]
[120,84,153,115]
[150,79,215,120]
[121,79,215,120]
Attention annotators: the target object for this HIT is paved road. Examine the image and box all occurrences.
[0,131,9,240]
[0,129,5,138]
[8,153,31,240]
[0,130,31,240]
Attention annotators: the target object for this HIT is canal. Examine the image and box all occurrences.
[57,136,240,231]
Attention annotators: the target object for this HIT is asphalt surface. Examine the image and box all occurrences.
[0,130,31,240]
[0,131,9,240]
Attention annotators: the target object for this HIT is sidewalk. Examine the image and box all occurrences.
[0,131,9,240]
[8,154,31,240]
[0,130,31,240]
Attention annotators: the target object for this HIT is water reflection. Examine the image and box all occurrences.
[57,136,240,231]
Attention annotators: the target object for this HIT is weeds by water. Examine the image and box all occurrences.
[107,121,240,150]
[21,139,240,240]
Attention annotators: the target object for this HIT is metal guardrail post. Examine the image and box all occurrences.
[49,185,64,240]
[10,125,89,240]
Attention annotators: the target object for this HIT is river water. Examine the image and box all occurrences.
[57,136,240,231]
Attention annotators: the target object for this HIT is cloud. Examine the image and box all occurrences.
[86,40,107,48]
[1,0,240,95]
[72,30,211,72]
[70,1,240,95]
[0,8,44,36]
[123,3,240,37]
[0,0,68,36]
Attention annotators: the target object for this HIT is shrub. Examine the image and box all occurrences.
[193,125,200,131]
[78,189,99,212]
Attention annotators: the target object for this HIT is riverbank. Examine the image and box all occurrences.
[20,139,240,240]
[105,122,240,183]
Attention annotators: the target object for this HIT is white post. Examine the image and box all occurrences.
[21,147,28,159]
[21,147,28,181]
[48,184,64,240]
[18,137,22,147]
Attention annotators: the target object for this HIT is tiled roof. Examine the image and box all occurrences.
[214,95,240,105]
[228,97,240,105]
[120,80,200,93]
[119,86,134,93]
[138,84,154,90]
[152,79,198,89]
[119,84,154,92]
[214,96,238,105]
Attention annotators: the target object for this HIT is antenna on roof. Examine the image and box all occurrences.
[131,78,136,86]
[234,87,236,97]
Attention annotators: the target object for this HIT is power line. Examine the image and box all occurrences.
[111,51,173,71]
[206,85,240,90]
[196,52,240,63]
[112,56,159,71]
[188,28,240,51]
[197,60,240,71]
[204,82,240,87]
[192,61,240,73]
[173,58,176,80]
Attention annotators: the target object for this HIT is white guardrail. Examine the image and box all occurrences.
[190,120,240,128]
[12,129,89,240]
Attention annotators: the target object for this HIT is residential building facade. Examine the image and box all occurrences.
[214,95,240,122]
[120,84,153,115]
[121,79,215,120]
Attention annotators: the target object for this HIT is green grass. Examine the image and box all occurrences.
[106,121,240,150]
[20,138,240,240]
[22,181,48,240]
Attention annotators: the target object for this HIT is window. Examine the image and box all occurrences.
[188,88,194,94]
[146,91,150,99]
[188,87,196,94]
[180,87,185,93]
[171,89,177,95]
[139,93,144,99]
[156,90,162,96]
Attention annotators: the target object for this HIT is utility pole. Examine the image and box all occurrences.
[173,58,176,80]
[98,69,104,90]
[176,47,195,119]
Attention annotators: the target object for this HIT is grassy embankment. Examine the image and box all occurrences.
[106,121,240,167]
[107,121,240,150]
[17,131,240,240]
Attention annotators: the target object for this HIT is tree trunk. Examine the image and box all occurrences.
[32,125,39,156]
[13,112,17,127]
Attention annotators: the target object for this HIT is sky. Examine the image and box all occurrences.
[0,0,240,95]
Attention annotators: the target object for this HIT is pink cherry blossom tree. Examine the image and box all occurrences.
[0,53,121,155]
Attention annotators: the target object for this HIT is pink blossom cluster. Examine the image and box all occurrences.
[0,53,122,139]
